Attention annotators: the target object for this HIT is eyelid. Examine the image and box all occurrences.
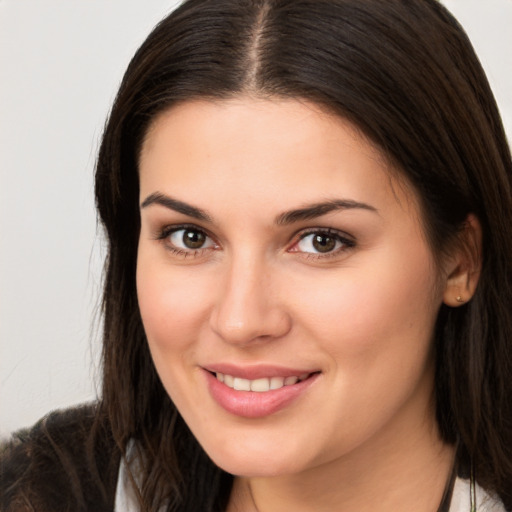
[288,227,355,257]
[155,223,212,240]
[155,223,219,256]
[295,226,354,243]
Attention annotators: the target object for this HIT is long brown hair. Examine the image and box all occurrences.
[94,1,512,510]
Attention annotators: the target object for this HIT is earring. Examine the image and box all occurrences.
[456,295,465,303]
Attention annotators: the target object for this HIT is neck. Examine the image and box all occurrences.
[228,409,455,512]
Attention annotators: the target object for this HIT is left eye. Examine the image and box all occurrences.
[294,232,346,254]
[168,228,216,250]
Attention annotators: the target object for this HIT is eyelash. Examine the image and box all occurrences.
[290,228,355,259]
[155,224,218,258]
[155,224,355,260]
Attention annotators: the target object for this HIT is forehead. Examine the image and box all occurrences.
[140,97,387,169]
[139,97,420,225]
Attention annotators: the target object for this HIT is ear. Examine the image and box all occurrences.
[442,214,482,307]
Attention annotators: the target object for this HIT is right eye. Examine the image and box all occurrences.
[169,227,215,250]
[158,225,217,256]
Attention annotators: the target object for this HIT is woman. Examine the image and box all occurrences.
[2,0,511,511]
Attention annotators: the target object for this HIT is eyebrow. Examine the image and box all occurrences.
[141,192,211,222]
[275,199,378,225]
[141,192,377,225]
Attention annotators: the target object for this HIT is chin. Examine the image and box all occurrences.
[198,431,314,477]
[211,453,301,478]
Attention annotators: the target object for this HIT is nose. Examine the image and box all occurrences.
[209,254,292,346]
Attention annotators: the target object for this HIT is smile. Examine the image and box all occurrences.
[205,368,320,418]
[216,372,311,392]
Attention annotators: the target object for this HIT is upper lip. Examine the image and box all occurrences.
[203,363,319,380]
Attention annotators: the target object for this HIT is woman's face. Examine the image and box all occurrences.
[137,98,448,477]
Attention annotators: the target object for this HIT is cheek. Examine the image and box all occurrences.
[285,250,440,452]
[136,258,211,354]
[136,257,215,412]
[290,245,440,360]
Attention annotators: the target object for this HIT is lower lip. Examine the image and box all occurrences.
[204,370,319,418]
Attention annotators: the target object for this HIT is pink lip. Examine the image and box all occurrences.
[204,363,316,380]
[203,367,320,419]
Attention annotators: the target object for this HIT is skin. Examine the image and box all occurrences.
[136,97,478,511]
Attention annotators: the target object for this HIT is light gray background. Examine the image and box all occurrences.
[1,0,511,437]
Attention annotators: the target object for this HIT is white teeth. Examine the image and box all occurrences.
[215,372,310,392]
[270,376,284,390]
[233,377,251,391]
[250,378,270,392]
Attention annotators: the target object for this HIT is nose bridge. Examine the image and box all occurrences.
[210,248,290,344]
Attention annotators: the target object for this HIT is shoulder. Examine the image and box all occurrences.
[0,403,121,512]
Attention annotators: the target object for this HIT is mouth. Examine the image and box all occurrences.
[213,371,314,392]
[203,368,320,418]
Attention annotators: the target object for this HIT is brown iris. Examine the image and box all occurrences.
[312,233,337,253]
[183,229,206,249]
